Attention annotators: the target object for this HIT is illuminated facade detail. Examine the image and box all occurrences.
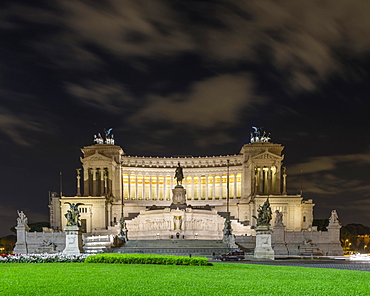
[49,138,315,237]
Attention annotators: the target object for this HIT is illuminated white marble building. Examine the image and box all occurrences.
[49,129,315,239]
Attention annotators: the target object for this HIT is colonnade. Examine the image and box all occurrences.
[254,166,279,195]
[83,167,110,197]
[122,173,242,200]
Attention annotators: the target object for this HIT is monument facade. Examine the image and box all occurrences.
[12,127,343,256]
[49,127,315,240]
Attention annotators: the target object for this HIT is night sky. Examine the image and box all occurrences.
[1,0,370,237]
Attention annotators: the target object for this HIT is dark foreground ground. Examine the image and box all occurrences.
[210,259,370,271]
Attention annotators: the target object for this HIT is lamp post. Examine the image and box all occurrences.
[227,159,230,222]
[223,159,235,250]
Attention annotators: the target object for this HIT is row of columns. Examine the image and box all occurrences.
[81,167,110,197]
[254,166,280,195]
[123,174,242,200]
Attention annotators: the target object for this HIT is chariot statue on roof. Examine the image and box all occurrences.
[250,126,271,143]
[93,128,115,145]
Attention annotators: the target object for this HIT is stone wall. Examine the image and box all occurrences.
[236,226,343,256]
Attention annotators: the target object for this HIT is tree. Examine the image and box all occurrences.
[0,235,16,254]
[312,219,329,231]
[10,221,50,233]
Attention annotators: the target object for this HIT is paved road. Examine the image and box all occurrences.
[212,260,370,271]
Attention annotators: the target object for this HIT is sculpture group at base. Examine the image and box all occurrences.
[253,198,275,260]
[253,199,272,227]
[64,202,84,226]
[63,202,84,254]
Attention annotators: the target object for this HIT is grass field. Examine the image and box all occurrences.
[1,262,369,295]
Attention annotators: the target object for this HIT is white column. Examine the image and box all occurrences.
[206,175,209,199]
[282,167,287,195]
[212,175,216,200]
[156,176,159,200]
[142,175,145,199]
[135,174,138,199]
[259,168,263,194]
[191,176,195,200]
[219,175,223,199]
[92,168,97,196]
[100,168,104,196]
[198,176,202,199]
[127,174,131,200]
[149,175,152,200]
[233,174,237,198]
[76,169,81,196]
[267,167,272,195]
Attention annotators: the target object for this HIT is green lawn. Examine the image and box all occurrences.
[0,262,369,295]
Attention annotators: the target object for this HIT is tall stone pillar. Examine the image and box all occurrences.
[83,168,89,196]
[99,168,104,196]
[92,168,97,196]
[104,169,108,195]
[212,175,216,200]
[267,168,272,195]
[282,167,287,195]
[76,169,81,196]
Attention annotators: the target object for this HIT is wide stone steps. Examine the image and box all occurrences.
[110,239,230,257]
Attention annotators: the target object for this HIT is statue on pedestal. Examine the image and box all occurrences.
[118,217,128,243]
[14,211,30,254]
[93,128,115,145]
[250,126,271,143]
[63,203,84,254]
[253,198,275,260]
[171,163,187,209]
[64,202,84,226]
[17,210,28,226]
[174,163,184,186]
[253,199,272,227]
[274,210,284,227]
[329,210,339,224]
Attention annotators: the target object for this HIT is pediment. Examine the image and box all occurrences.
[83,151,112,162]
[252,151,281,160]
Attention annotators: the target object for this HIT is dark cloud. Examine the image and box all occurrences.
[129,73,261,129]
[67,81,133,113]
[0,107,43,146]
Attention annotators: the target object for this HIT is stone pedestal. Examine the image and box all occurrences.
[13,225,30,254]
[170,185,187,210]
[326,223,344,256]
[63,226,84,254]
[254,226,275,260]
[272,225,288,256]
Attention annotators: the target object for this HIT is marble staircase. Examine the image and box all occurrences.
[110,239,231,257]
